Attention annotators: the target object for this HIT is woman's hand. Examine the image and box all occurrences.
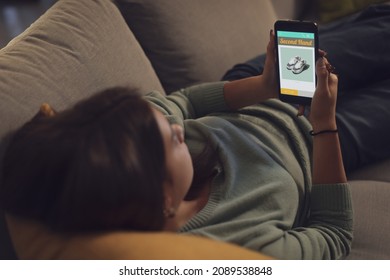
[261,30,279,100]
[223,30,278,110]
[310,55,346,184]
[309,57,338,132]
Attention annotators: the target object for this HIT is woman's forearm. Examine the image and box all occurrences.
[223,76,275,110]
[309,55,346,185]
[312,132,347,185]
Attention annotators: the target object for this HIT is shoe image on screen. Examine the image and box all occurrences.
[287,56,301,70]
[286,56,309,74]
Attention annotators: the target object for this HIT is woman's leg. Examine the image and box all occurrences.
[319,4,390,92]
[320,5,390,172]
[336,78,390,174]
[221,54,266,81]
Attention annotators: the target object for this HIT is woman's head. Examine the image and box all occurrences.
[0,87,193,232]
[152,110,193,219]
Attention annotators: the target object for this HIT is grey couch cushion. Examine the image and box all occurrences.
[349,159,390,182]
[0,0,163,146]
[347,180,390,259]
[116,0,277,93]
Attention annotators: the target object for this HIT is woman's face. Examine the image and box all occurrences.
[152,109,193,211]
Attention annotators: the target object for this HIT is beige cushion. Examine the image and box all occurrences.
[6,215,272,260]
[0,0,163,146]
[116,0,277,93]
[347,180,390,259]
[272,0,298,19]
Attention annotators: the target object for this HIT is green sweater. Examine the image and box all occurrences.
[146,81,353,260]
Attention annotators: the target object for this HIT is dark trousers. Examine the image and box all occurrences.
[222,4,390,174]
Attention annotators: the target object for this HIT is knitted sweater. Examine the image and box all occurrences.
[146,81,353,260]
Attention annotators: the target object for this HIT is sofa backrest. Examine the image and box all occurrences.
[116,0,278,93]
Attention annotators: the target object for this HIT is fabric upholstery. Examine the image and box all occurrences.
[347,180,390,259]
[0,0,163,149]
[116,0,277,93]
[349,159,390,182]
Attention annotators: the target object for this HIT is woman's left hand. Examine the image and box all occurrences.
[223,30,279,109]
[261,30,279,100]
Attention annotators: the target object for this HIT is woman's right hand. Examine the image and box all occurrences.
[309,57,339,133]
[310,56,347,185]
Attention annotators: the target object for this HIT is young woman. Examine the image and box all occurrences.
[0,31,351,260]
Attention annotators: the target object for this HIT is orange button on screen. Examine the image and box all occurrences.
[281,88,298,96]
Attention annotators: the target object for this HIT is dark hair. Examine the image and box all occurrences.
[0,88,167,232]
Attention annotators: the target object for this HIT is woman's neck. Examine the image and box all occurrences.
[163,178,212,231]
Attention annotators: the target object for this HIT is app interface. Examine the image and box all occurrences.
[277,30,316,98]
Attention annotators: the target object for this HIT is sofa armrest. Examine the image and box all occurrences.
[0,0,164,144]
[116,0,277,93]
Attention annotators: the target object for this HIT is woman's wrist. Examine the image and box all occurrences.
[258,74,278,101]
[310,118,337,133]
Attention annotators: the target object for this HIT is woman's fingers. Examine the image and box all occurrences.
[316,57,330,94]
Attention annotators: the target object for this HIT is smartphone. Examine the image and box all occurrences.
[274,20,319,105]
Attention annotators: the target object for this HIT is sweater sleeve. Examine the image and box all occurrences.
[260,183,353,260]
[145,81,229,120]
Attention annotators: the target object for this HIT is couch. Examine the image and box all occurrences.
[0,0,389,260]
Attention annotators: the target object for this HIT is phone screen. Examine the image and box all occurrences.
[275,22,318,105]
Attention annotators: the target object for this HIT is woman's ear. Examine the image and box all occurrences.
[162,194,177,231]
[163,184,176,219]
